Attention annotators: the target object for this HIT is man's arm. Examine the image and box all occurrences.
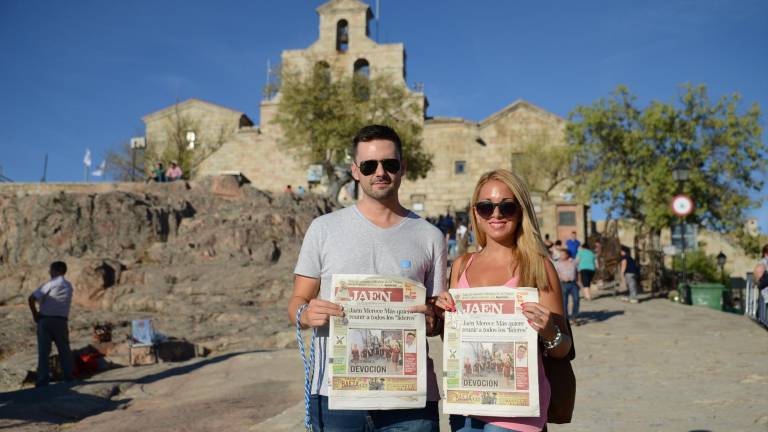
[288,274,344,329]
[28,295,40,323]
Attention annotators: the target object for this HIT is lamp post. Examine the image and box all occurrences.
[130,137,146,182]
[185,131,196,180]
[671,162,692,302]
[716,251,727,282]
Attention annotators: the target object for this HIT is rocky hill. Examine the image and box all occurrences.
[0,177,334,390]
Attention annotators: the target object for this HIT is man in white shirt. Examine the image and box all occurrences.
[28,261,74,387]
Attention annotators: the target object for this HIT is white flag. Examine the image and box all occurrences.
[83,149,92,167]
[92,160,106,177]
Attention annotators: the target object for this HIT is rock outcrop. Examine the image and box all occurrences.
[0,178,334,390]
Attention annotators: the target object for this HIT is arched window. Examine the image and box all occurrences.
[353,59,370,79]
[336,20,349,52]
[314,61,331,83]
[353,59,370,101]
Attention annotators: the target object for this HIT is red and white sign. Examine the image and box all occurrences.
[671,195,694,217]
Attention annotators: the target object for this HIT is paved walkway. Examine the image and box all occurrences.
[257,295,768,431]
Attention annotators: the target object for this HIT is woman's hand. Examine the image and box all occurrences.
[436,290,456,312]
[521,302,557,341]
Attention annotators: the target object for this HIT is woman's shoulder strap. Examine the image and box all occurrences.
[457,252,475,281]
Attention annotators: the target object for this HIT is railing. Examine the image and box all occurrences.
[744,272,768,327]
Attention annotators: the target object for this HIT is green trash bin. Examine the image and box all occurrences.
[689,283,726,311]
[677,283,692,305]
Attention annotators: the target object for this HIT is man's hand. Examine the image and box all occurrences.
[27,295,40,324]
[301,298,344,328]
[408,297,442,336]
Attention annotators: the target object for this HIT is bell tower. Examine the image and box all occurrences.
[316,0,373,53]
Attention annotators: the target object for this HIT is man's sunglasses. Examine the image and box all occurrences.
[474,200,519,219]
[356,159,401,176]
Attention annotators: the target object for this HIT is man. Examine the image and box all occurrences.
[565,231,581,261]
[555,248,579,323]
[288,125,446,432]
[28,261,74,387]
[754,244,768,290]
[404,332,417,354]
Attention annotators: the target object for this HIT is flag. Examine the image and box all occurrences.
[83,149,92,167]
[92,160,106,177]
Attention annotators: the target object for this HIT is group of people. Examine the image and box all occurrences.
[149,161,183,182]
[547,231,644,324]
[288,124,572,432]
[426,214,471,260]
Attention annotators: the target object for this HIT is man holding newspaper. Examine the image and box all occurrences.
[288,125,447,432]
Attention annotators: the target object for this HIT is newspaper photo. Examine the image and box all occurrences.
[328,274,427,410]
[442,287,540,417]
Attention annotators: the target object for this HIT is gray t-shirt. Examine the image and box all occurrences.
[31,276,73,318]
[294,205,447,400]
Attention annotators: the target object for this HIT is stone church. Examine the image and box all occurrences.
[141,0,589,242]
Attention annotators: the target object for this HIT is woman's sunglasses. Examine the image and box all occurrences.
[474,200,519,219]
[356,159,401,176]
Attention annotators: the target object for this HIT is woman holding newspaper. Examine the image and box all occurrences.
[437,169,573,432]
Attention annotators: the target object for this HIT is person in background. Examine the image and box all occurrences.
[620,246,641,304]
[151,162,166,182]
[566,231,581,262]
[555,247,580,324]
[28,261,74,387]
[552,239,563,262]
[165,161,183,181]
[576,241,597,301]
[753,244,768,290]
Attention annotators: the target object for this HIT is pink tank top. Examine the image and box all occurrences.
[457,254,550,432]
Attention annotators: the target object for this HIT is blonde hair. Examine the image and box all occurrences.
[469,169,551,291]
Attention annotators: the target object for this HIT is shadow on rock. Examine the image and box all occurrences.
[0,383,129,428]
[0,350,266,428]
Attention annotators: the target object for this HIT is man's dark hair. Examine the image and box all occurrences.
[50,261,67,275]
[351,125,403,160]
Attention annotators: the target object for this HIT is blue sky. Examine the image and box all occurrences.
[1,0,766,231]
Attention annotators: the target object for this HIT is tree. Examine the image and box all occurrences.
[567,84,765,289]
[271,64,432,201]
[145,104,231,180]
[105,141,145,181]
[107,103,231,181]
[510,128,574,199]
[568,84,765,233]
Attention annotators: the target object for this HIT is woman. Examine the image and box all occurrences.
[437,169,573,432]
[575,242,597,301]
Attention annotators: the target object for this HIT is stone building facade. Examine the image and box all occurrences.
[141,0,588,242]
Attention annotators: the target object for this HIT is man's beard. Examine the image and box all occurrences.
[360,176,398,200]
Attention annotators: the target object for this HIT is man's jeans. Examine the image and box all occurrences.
[561,280,580,319]
[37,316,74,386]
[625,273,639,299]
[310,395,439,431]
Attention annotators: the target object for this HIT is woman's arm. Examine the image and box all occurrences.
[522,258,573,359]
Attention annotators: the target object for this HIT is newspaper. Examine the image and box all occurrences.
[442,287,540,417]
[328,274,427,410]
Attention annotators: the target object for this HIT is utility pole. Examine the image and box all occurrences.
[41,153,48,182]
